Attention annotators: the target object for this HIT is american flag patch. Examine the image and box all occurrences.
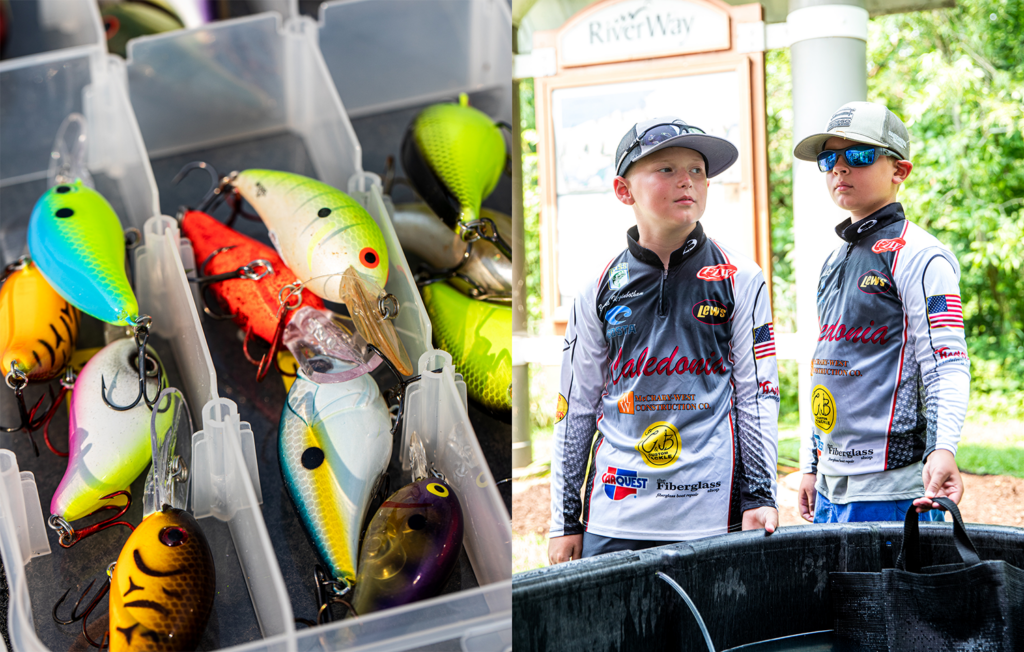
[927,294,964,329]
[753,323,776,359]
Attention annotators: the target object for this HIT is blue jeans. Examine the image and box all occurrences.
[814,491,945,523]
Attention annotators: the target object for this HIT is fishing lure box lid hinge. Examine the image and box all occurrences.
[191,398,262,521]
[0,450,51,563]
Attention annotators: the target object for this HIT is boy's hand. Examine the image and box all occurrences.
[798,473,817,522]
[741,506,778,534]
[548,534,583,564]
[913,449,963,512]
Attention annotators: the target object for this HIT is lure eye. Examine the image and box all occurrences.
[55,208,74,218]
[159,526,188,547]
[301,447,325,470]
[427,483,448,497]
[360,247,380,269]
[318,208,331,218]
[55,186,71,194]
[407,514,427,531]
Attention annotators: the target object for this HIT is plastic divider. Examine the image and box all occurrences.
[0,451,49,563]
[193,401,263,519]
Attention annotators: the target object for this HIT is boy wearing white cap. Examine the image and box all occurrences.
[793,102,971,523]
[548,118,780,562]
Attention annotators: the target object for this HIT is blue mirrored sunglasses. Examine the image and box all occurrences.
[817,145,900,172]
[617,123,706,172]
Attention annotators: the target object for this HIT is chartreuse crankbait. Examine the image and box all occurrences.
[108,506,215,651]
[401,95,507,248]
[1,257,79,382]
[50,338,167,529]
[280,370,393,585]
[422,281,511,413]
[28,179,138,327]
[350,478,464,614]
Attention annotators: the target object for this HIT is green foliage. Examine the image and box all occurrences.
[519,78,544,333]
[778,358,800,427]
[766,48,796,333]
[868,0,1024,418]
[778,437,802,468]
[956,444,1024,478]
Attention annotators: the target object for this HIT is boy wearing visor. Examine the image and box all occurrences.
[793,101,971,523]
[549,117,780,563]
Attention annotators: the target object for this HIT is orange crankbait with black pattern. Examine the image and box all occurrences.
[1,257,79,380]
[108,506,215,651]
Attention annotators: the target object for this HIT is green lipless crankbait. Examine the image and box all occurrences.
[422,281,511,413]
[401,96,506,240]
[27,180,139,327]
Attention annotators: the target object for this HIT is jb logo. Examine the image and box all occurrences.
[812,385,837,434]
[605,305,632,325]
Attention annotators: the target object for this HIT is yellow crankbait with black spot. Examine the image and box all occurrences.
[401,96,506,238]
[108,506,215,651]
[1,257,79,381]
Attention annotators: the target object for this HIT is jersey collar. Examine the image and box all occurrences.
[835,202,906,243]
[626,222,706,269]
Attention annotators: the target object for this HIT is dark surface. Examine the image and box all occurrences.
[512,523,1024,652]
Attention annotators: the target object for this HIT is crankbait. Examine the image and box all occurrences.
[107,505,215,651]
[1,256,79,382]
[280,370,393,584]
[99,0,185,58]
[422,281,511,413]
[392,203,512,301]
[27,179,138,327]
[50,338,167,525]
[350,478,464,614]
[400,96,507,247]
[181,209,325,377]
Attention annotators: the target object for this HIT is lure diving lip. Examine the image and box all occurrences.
[1,257,80,382]
[350,478,464,614]
[400,98,506,238]
[108,505,215,651]
[279,370,393,585]
[51,337,168,523]
[27,179,139,327]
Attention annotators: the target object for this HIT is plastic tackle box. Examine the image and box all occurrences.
[1,3,511,651]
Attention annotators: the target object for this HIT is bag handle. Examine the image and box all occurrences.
[896,496,981,572]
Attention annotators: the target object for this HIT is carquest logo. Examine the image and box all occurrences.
[605,305,632,325]
[811,385,837,434]
[692,299,731,325]
[635,421,680,468]
[696,264,738,281]
[601,467,648,500]
[872,238,906,254]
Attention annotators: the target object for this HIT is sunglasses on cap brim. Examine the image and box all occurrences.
[817,145,901,172]
[617,122,707,173]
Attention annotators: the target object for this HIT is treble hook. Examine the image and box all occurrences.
[313,565,358,624]
[245,282,304,383]
[53,562,115,648]
[366,343,421,436]
[40,368,76,457]
[191,246,275,321]
[1,367,49,455]
[48,490,135,548]
[101,316,165,411]
[172,161,224,214]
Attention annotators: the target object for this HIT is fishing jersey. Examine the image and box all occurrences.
[800,203,971,479]
[549,223,779,541]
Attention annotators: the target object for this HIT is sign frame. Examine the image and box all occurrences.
[534,0,770,333]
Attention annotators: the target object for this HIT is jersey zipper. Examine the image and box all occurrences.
[658,268,668,317]
[836,242,855,289]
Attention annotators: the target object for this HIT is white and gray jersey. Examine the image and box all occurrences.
[800,202,971,478]
[549,223,779,541]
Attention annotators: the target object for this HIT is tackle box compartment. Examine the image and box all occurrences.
[0,0,104,62]
[1,6,511,652]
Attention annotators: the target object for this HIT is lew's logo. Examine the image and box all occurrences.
[618,391,634,414]
[602,467,648,500]
[872,238,906,253]
[692,299,731,325]
[858,270,893,295]
[697,264,738,281]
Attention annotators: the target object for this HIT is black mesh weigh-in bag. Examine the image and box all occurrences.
[830,497,1024,651]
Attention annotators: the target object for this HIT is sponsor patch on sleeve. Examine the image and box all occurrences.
[927,294,964,329]
[872,237,906,253]
[696,264,738,281]
[555,393,568,423]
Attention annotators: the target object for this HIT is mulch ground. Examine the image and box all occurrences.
[513,472,1024,536]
